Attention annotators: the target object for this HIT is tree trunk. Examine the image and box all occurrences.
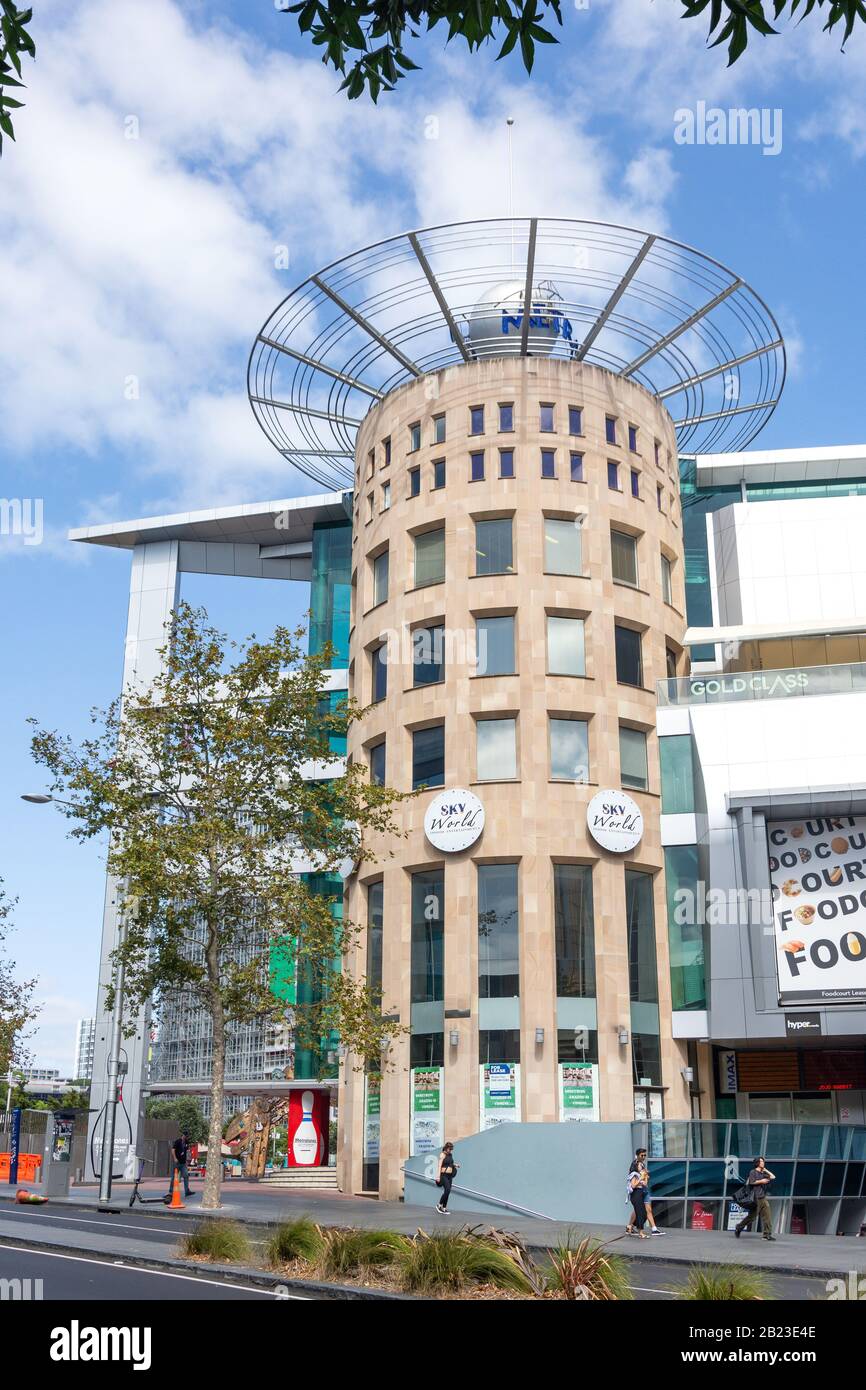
[201,931,226,1210]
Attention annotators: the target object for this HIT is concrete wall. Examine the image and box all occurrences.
[403,1120,635,1224]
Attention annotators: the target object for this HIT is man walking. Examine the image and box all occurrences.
[166,1128,193,1200]
[735,1156,776,1241]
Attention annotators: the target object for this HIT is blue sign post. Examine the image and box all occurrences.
[9,1107,21,1185]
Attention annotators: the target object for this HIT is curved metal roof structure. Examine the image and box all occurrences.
[248,217,785,492]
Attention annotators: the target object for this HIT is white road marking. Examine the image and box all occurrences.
[1,1209,190,1236]
[0,1242,306,1297]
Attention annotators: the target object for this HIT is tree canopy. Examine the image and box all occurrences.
[30,604,406,1208]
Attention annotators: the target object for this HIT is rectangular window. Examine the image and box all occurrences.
[475,517,513,575]
[367,881,383,999]
[541,449,556,479]
[657,483,663,511]
[570,452,584,482]
[630,469,640,499]
[499,448,514,478]
[605,416,617,445]
[372,549,389,606]
[607,461,619,491]
[432,458,446,489]
[433,413,446,444]
[384,437,391,466]
[409,466,421,498]
[476,614,515,676]
[615,625,642,686]
[477,717,517,781]
[412,624,445,686]
[628,424,638,452]
[367,450,375,478]
[654,440,660,468]
[411,869,443,1004]
[626,869,659,1005]
[372,644,387,702]
[547,615,586,677]
[568,406,583,435]
[414,527,445,587]
[660,734,695,813]
[412,724,444,789]
[661,552,673,605]
[664,844,705,1011]
[499,402,514,432]
[620,725,648,791]
[554,864,595,998]
[549,717,589,782]
[470,450,485,482]
[480,1029,521,1064]
[470,404,484,435]
[409,422,421,452]
[611,530,638,587]
[544,516,582,575]
[478,863,519,999]
[367,492,374,521]
[381,482,391,511]
[540,402,555,432]
[369,740,386,786]
[666,646,677,678]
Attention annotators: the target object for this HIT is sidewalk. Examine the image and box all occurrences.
[3,1179,864,1279]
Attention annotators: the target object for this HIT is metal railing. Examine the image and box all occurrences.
[657,661,866,707]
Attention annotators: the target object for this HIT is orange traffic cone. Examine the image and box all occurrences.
[167,1168,185,1210]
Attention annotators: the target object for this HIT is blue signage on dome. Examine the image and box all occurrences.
[501,308,573,341]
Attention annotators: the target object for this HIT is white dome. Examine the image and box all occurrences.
[466,279,572,359]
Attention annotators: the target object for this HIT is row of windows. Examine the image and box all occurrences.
[365,518,677,608]
[368,613,678,700]
[361,455,680,519]
[365,864,661,1063]
[362,404,674,471]
[365,714,653,792]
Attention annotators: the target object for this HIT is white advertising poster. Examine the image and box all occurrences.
[768,815,866,1005]
[558,1062,600,1122]
[363,1074,380,1164]
[479,1063,522,1130]
[410,1067,444,1156]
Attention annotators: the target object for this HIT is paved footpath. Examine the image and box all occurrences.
[2,1179,864,1282]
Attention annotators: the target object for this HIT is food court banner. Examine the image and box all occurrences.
[558,1062,600,1122]
[768,815,866,1005]
[479,1062,521,1130]
[410,1067,444,1156]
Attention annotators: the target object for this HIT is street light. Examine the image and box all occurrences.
[22,790,127,1208]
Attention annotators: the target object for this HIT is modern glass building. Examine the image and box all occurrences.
[70,220,866,1232]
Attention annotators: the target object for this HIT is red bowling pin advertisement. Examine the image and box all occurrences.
[287,1089,329,1167]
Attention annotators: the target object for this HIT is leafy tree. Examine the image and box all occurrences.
[283,0,866,100]
[0,2,34,153]
[0,878,39,1081]
[30,604,406,1210]
[145,1095,209,1144]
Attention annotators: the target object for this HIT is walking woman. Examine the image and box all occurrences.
[436,1141,458,1214]
[627,1161,650,1238]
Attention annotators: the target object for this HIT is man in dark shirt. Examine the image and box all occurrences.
[167,1129,192,1199]
[735,1156,776,1241]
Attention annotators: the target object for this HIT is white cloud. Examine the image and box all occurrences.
[0,0,685,521]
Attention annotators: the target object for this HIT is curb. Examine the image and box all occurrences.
[1,1193,855,1283]
[0,1230,411,1300]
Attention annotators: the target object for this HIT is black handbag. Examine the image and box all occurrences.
[733,1183,754,1205]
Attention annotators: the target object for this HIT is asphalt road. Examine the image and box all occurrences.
[0,1243,300,1300]
[0,1203,834,1300]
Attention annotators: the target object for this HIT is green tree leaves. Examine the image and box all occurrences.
[0,3,35,154]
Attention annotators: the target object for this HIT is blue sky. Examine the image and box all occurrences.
[2,0,866,1070]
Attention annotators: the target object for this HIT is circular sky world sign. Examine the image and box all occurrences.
[586,788,643,853]
[424,788,485,853]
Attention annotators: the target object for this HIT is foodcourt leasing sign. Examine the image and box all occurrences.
[586,789,643,853]
[769,815,866,1005]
